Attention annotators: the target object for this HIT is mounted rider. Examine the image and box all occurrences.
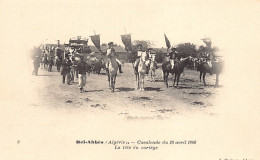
[202,37,216,74]
[166,47,181,70]
[106,42,123,73]
[202,38,216,66]
[147,48,157,68]
[134,44,148,72]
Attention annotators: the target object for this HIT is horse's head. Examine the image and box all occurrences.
[140,51,148,62]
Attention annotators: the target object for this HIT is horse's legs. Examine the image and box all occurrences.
[173,73,177,87]
[162,70,165,82]
[152,69,155,81]
[111,76,115,92]
[162,70,164,80]
[150,69,153,82]
[165,71,169,88]
[141,75,144,91]
[203,72,207,86]
[114,76,117,91]
[199,71,202,83]
[176,74,180,88]
[108,75,111,89]
[215,73,219,87]
[136,74,139,90]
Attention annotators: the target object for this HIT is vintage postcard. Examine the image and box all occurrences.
[0,0,260,159]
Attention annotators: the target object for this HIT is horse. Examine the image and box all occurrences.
[135,52,149,91]
[162,60,172,88]
[149,54,157,82]
[196,58,223,87]
[172,56,191,88]
[93,59,102,75]
[107,56,118,92]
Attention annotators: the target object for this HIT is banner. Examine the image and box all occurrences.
[201,37,212,47]
[164,34,171,49]
[121,34,132,52]
[90,35,101,51]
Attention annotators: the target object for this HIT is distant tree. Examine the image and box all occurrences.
[125,40,154,62]
[176,43,197,58]
[101,43,107,46]
[132,40,154,51]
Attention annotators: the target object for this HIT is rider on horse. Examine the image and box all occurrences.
[106,42,123,73]
[147,48,157,68]
[166,47,181,70]
[134,44,148,73]
[202,38,216,74]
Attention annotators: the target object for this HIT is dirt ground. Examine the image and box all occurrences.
[29,63,223,119]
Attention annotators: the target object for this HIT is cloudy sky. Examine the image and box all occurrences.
[1,0,260,52]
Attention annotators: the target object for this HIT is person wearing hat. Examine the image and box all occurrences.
[147,48,156,60]
[134,43,145,71]
[61,54,72,84]
[76,56,87,93]
[32,55,41,76]
[167,47,180,69]
[106,42,123,73]
[147,48,158,68]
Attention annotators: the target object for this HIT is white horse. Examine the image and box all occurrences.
[107,56,118,92]
[136,52,149,91]
[149,54,157,82]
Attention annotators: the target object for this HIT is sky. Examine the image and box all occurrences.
[0,0,260,51]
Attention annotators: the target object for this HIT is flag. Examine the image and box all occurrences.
[90,35,101,51]
[121,34,132,52]
[164,34,171,49]
[201,37,212,47]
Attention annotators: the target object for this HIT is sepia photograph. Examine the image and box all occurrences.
[0,0,260,159]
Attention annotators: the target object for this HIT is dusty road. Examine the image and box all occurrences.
[29,63,222,119]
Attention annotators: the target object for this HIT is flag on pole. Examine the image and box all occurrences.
[121,34,132,52]
[164,34,171,49]
[90,35,101,51]
[201,37,212,47]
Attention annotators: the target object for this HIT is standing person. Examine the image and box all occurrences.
[61,55,72,84]
[48,56,54,72]
[77,56,87,93]
[43,53,48,70]
[70,57,78,82]
[55,56,62,72]
[32,56,41,76]
[40,52,45,69]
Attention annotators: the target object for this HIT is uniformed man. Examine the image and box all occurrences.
[106,42,123,73]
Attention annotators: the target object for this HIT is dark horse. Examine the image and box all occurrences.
[196,59,223,87]
[162,60,172,88]
[172,57,191,88]
[162,56,191,88]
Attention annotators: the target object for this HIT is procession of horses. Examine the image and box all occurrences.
[32,35,224,93]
